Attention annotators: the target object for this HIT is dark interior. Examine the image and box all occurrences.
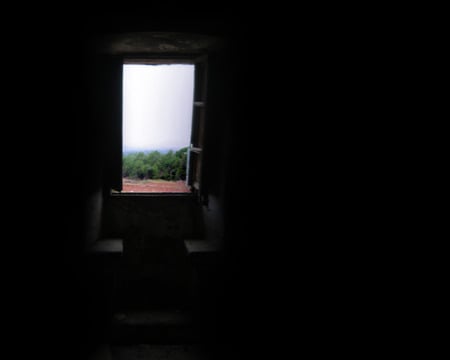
[10,10,262,360]
[5,6,396,360]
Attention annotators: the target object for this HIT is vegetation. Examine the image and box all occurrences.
[123,147,188,181]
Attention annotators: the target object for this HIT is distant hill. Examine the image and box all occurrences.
[123,147,185,155]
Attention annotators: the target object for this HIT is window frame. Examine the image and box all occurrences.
[112,54,209,201]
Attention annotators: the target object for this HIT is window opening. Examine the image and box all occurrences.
[122,63,195,193]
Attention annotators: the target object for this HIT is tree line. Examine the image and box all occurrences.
[123,148,188,181]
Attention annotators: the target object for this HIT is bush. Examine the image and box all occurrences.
[123,147,188,181]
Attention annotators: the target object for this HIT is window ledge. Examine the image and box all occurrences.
[110,192,195,198]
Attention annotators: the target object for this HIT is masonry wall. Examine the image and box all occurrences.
[99,195,203,307]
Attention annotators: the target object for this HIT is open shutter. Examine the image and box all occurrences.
[187,56,208,204]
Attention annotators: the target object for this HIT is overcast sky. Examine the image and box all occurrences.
[123,64,195,152]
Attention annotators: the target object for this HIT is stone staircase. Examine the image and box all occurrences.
[86,237,221,359]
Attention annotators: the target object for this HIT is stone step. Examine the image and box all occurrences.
[88,238,124,254]
[86,238,124,274]
[110,309,202,345]
[183,239,222,297]
[110,344,210,360]
[183,239,221,265]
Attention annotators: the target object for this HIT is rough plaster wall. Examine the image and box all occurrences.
[84,188,103,248]
[101,196,203,241]
[202,195,224,244]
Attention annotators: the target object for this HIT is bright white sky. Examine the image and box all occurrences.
[123,64,195,152]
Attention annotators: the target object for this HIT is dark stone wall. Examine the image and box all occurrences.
[8,6,395,360]
[101,196,204,242]
[100,195,203,308]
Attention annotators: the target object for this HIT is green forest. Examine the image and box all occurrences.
[123,147,188,181]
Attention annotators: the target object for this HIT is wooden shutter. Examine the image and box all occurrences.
[187,56,208,204]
